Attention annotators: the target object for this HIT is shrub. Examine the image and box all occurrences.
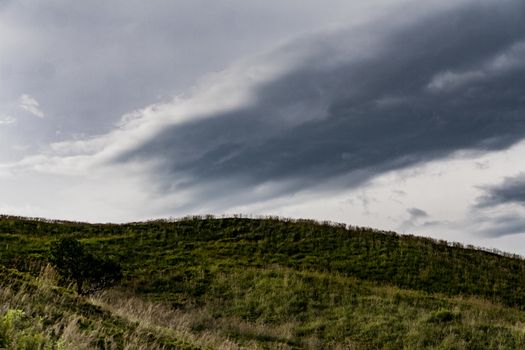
[427,309,460,324]
[49,238,122,295]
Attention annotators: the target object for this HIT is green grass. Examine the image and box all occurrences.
[1,215,525,349]
[0,265,204,349]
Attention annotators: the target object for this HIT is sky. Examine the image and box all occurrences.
[1,0,525,254]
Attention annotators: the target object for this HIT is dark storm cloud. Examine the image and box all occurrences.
[476,174,525,208]
[113,0,525,206]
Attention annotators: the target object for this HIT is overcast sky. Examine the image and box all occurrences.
[1,0,525,254]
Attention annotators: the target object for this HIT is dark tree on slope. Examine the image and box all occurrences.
[49,237,122,295]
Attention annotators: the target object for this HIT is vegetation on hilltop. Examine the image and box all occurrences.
[0,215,525,348]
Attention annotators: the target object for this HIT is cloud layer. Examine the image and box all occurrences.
[100,0,525,211]
[0,0,407,159]
[2,0,525,247]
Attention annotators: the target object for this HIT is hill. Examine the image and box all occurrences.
[1,215,525,349]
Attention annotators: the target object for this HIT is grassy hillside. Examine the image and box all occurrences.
[0,265,205,349]
[1,215,525,349]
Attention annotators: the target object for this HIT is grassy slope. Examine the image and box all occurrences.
[0,266,204,349]
[1,215,525,349]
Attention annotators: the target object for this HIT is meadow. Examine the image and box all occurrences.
[1,215,525,349]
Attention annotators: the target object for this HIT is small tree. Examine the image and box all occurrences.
[49,238,122,295]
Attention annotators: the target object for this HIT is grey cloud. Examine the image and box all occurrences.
[400,207,446,231]
[476,213,525,238]
[407,208,428,219]
[476,173,525,208]
[400,208,426,230]
[470,172,525,238]
[111,0,525,210]
[0,0,388,161]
